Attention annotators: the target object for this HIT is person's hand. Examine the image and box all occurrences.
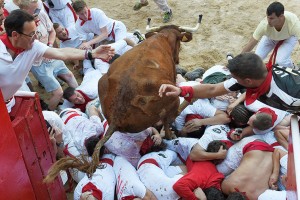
[151,134,162,146]
[48,127,58,155]
[53,126,63,146]
[281,174,288,188]
[185,119,203,130]
[269,173,279,190]
[93,45,115,61]
[217,145,227,159]
[193,187,207,200]
[228,129,242,141]
[158,84,181,97]
[79,42,92,50]
[88,105,99,117]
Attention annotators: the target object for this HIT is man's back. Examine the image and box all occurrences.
[221,150,273,200]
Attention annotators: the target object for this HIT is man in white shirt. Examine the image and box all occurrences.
[72,0,128,50]
[241,2,300,68]
[0,9,114,112]
[43,0,77,28]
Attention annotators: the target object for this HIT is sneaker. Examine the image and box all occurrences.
[163,9,172,23]
[226,52,234,60]
[133,30,145,43]
[133,0,149,11]
[184,67,206,81]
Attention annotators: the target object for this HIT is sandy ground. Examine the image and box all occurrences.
[31,0,300,198]
[33,0,300,104]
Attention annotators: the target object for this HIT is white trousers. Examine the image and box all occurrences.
[255,35,298,68]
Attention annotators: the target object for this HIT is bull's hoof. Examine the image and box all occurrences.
[184,67,205,81]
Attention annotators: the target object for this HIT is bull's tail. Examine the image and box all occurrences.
[44,125,116,183]
[44,155,90,183]
[87,125,116,177]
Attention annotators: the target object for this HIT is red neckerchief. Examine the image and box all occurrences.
[139,135,154,156]
[185,114,203,123]
[82,182,102,200]
[245,40,284,105]
[61,28,71,42]
[35,19,40,26]
[0,34,25,56]
[66,2,78,22]
[3,8,9,17]
[74,90,92,112]
[80,9,92,26]
[256,107,278,126]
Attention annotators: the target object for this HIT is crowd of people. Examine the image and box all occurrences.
[1,0,300,199]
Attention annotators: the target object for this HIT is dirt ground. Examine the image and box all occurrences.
[32,0,300,198]
[32,0,300,104]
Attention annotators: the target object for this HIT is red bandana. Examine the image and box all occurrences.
[185,114,203,123]
[82,182,102,200]
[245,40,284,105]
[35,19,40,26]
[0,34,25,56]
[61,28,71,42]
[80,9,92,26]
[256,107,278,126]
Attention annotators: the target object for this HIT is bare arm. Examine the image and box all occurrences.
[227,92,246,115]
[43,45,115,61]
[86,27,109,46]
[159,82,228,99]
[269,148,281,190]
[241,37,258,53]
[47,26,56,46]
[189,144,227,161]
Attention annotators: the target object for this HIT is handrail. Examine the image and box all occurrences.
[286,114,299,199]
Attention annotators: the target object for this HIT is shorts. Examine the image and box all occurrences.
[31,59,70,92]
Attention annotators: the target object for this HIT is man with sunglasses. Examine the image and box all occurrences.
[0,9,114,113]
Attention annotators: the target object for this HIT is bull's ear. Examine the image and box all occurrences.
[145,32,157,38]
[180,32,192,42]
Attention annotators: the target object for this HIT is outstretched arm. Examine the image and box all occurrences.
[241,37,258,53]
[159,82,228,99]
[43,45,115,61]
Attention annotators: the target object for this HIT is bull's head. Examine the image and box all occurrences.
[145,15,202,64]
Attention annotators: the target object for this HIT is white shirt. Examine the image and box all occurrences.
[59,25,89,49]
[74,154,116,200]
[174,98,217,131]
[63,114,104,155]
[198,124,230,150]
[104,127,152,168]
[76,8,113,40]
[0,40,48,101]
[44,0,71,10]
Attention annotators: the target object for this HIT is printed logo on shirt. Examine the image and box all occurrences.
[158,153,167,158]
[174,140,179,145]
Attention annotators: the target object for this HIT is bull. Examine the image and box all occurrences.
[44,16,202,181]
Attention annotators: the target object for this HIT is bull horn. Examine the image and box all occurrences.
[145,18,161,32]
[179,14,202,32]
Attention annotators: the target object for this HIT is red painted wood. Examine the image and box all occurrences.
[0,90,36,199]
[0,91,66,200]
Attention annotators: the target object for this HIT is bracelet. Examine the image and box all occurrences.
[87,50,93,60]
[47,43,53,47]
[84,49,89,60]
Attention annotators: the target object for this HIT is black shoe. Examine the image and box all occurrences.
[133,30,145,43]
[38,81,44,88]
[176,66,187,76]
[184,67,205,81]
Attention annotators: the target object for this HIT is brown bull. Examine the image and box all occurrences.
[44,17,202,181]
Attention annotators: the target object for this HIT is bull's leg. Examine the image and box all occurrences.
[87,125,116,177]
